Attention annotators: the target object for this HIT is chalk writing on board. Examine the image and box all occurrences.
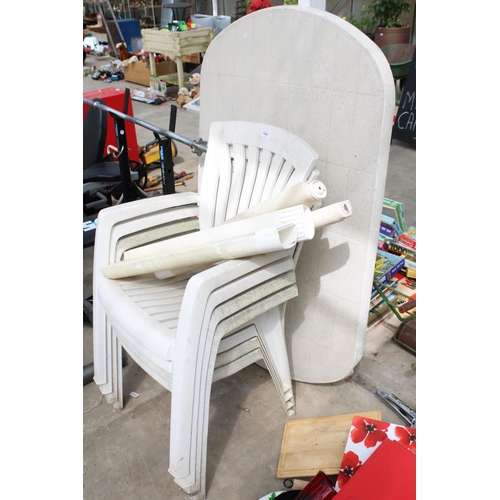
[396,91,416,138]
[392,49,416,146]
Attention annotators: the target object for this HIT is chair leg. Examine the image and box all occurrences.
[254,306,295,416]
[169,350,214,498]
[169,308,295,498]
[92,299,116,399]
[184,491,205,500]
[169,260,298,497]
[107,332,124,411]
[169,318,228,498]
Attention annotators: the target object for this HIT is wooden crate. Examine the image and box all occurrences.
[182,53,201,64]
[141,28,213,58]
[141,28,213,88]
[124,60,176,86]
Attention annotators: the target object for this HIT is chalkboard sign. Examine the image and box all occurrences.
[392,50,416,146]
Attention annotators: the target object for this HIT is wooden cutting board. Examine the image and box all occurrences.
[276,411,382,478]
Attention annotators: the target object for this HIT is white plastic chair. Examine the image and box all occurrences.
[92,121,319,499]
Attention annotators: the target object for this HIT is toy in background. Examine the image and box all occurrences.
[116,41,136,61]
[83,32,108,57]
[116,42,139,67]
[137,49,149,62]
[91,66,125,82]
[189,73,201,99]
[177,87,193,107]
[134,50,173,66]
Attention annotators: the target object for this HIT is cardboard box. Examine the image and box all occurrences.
[386,240,416,261]
[380,213,402,235]
[373,250,406,288]
[405,259,416,279]
[124,60,176,86]
[182,53,201,64]
[398,226,416,250]
[379,223,396,238]
[382,198,405,233]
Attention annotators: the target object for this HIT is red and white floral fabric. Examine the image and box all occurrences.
[335,415,416,492]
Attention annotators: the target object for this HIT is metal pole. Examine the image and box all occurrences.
[112,113,135,202]
[158,136,176,194]
[83,97,208,155]
[105,0,127,47]
[151,0,156,27]
[97,2,117,56]
[329,0,346,14]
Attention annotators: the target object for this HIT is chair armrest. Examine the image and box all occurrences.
[94,192,200,267]
[175,249,296,375]
[96,191,198,227]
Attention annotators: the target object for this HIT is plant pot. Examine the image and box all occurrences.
[374,25,411,48]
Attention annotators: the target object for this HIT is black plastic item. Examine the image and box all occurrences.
[392,50,416,147]
[84,354,128,387]
[276,492,301,499]
[154,104,178,195]
[83,97,121,218]
[83,98,108,171]
[169,103,177,133]
[111,112,133,201]
[83,363,94,386]
[84,88,148,214]
[157,135,175,195]
[83,297,93,324]
[83,298,94,386]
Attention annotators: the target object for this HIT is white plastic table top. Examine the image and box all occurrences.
[199,6,395,383]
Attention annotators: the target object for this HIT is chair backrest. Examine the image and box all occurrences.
[198,121,319,230]
[83,98,108,170]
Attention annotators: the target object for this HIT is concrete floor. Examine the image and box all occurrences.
[83,51,416,500]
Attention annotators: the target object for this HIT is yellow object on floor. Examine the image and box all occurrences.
[147,176,161,188]
[140,140,178,167]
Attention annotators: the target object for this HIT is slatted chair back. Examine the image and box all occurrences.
[198,121,319,230]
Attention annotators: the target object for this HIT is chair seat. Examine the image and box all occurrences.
[98,273,187,363]
[84,161,138,183]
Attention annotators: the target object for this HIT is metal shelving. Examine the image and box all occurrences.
[84,1,164,27]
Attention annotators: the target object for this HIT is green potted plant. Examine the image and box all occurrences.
[366,0,412,47]
[343,5,377,39]
[343,1,412,47]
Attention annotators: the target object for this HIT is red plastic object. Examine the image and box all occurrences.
[334,439,416,500]
[294,471,337,500]
[83,88,140,163]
